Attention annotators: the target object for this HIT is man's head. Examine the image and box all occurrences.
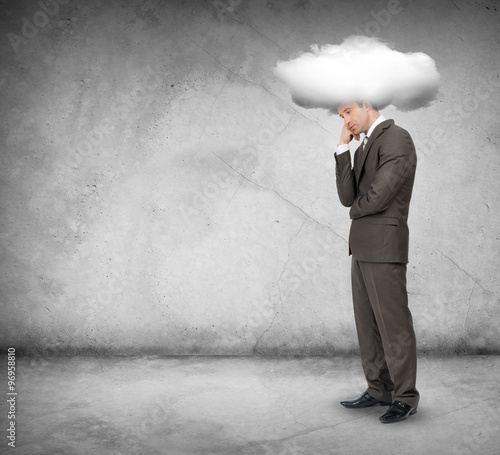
[337,102,380,136]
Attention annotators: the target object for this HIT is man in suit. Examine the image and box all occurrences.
[335,101,419,424]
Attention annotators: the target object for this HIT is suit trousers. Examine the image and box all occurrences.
[351,257,420,408]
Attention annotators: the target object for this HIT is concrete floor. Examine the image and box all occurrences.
[1,355,499,455]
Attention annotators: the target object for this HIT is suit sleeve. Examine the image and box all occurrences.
[349,129,417,219]
[335,149,356,207]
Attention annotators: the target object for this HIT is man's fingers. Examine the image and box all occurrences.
[339,125,353,145]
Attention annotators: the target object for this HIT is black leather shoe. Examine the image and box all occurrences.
[379,401,417,423]
[341,392,392,408]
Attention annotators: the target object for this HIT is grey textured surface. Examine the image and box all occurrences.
[1,0,499,354]
[1,355,499,454]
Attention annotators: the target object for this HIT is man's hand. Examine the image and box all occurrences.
[339,124,360,146]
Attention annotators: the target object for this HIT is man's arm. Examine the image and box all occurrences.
[349,128,416,219]
[335,124,358,207]
[335,150,356,207]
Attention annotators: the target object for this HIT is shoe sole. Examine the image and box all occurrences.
[341,401,392,408]
[380,408,417,424]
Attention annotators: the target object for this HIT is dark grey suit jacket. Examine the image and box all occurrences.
[335,119,417,263]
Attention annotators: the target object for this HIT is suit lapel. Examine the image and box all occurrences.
[354,119,393,183]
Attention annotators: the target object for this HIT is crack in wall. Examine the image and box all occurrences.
[252,309,278,355]
[159,9,336,140]
[202,0,288,53]
[213,24,242,60]
[213,153,346,244]
[251,219,306,355]
[440,251,499,343]
[197,77,231,139]
[276,218,308,303]
[440,251,499,300]
[272,111,296,144]
[144,0,163,28]
[464,282,476,334]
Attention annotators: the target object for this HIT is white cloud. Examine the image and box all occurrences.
[274,35,440,112]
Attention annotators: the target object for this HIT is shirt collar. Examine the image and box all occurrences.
[365,114,386,139]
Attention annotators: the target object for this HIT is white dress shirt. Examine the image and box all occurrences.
[336,114,386,155]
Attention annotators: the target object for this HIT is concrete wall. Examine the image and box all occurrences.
[1,0,499,355]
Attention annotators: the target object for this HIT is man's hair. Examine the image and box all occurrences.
[333,101,380,113]
[355,101,379,111]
